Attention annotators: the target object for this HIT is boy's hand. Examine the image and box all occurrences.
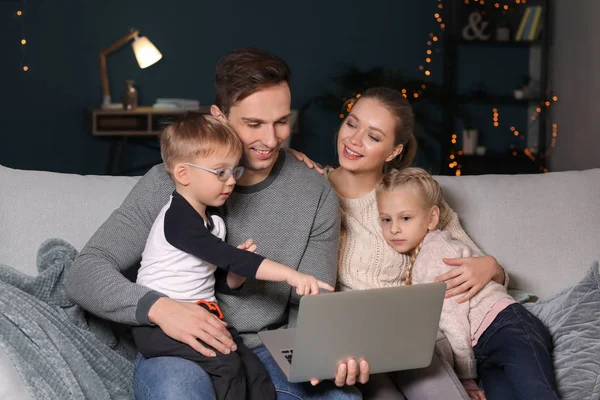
[286,271,334,295]
[228,239,257,289]
[237,238,257,253]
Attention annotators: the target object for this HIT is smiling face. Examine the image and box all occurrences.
[224,82,292,182]
[376,185,439,254]
[337,97,403,174]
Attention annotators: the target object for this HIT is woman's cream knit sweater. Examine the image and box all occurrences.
[336,189,484,292]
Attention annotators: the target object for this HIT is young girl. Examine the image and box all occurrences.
[375,167,559,400]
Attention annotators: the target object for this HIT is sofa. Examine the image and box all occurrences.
[1,163,599,399]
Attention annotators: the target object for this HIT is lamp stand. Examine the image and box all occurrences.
[100,29,140,109]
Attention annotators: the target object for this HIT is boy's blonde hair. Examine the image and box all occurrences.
[376,167,446,285]
[160,112,242,175]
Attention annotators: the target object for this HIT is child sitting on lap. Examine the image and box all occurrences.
[133,113,332,400]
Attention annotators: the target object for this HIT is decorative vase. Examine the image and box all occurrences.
[122,80,138,110]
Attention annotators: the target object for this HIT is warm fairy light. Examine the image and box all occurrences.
[425,70,431,76]
[17,10,22,16]
[455,170,461,176]
[432,36,438,42]
[495,3,500,8]
[536,107,541,112]
[23,65,28,71]
[21,39,26,45]
[552,96,558,101]
[545,101,551,107]
[427,41,432,46]
[419,65,424,70]
[339,113,344,119]
[437,18,443,23]
[440,23,445,29]
[504,5,509,10]
[450,154,455,160]
[401,89,407,93]
[510,126,515,131]
[413,93,419,99]
[513,130,520,136]
[438,3,443,9]
[421,84,426,89]
[426,58,431,63]
[426,49,432,55]
[512,151,518,156]
[434,13,440,18]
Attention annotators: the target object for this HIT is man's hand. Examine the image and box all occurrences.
[286,270,334,295]
[286,148,324,174]
[310,358,370,387]
[148,297,236,357]
[435,255,503,303]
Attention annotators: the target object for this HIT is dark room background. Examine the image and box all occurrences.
[1,0,533,175]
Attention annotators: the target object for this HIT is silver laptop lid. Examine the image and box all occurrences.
[289,283,445,382]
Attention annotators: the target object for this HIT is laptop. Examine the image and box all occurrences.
[258,283,445,383]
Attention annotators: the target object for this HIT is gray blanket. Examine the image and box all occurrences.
[0,239,135,399]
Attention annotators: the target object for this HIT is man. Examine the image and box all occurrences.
[67,47,368,399]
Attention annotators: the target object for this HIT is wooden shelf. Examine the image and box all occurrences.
[90,106,211,136]
[456,153,544,175]
[455,95,543,105]
[453,39,543,47]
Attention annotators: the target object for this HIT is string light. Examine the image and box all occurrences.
[16,3,28,72]
[492,108,499,127]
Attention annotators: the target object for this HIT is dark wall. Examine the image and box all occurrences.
[0,0,528,175]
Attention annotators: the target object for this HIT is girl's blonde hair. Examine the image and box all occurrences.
[376,167,446,285]
[160,112,242,176]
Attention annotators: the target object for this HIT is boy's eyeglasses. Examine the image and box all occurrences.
[184,162,244,182]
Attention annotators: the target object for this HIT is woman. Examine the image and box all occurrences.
[299,87,507,399]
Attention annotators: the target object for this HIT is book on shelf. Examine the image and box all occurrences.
[515,5,543,41]
[153,98,201,110]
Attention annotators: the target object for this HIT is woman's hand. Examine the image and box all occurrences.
[286,148,324,174]
[435,255,504,303]
[310,358,370,387]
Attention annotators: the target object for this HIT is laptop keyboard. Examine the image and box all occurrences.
[281,349,293,364]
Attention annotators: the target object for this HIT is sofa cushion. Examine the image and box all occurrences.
[524,261,600,400]
[435,169,600,299]
[0,165,139,276]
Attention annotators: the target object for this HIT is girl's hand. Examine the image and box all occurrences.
[435,255,503,303]
[461,379,486,400]
[286,271,334,295]
[466,389,486,400]
[286,148,324,174]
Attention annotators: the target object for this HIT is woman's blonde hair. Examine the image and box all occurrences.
[376,167,445,285]
[160,112,242,175]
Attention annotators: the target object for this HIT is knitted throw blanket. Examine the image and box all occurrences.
[0,239,135,399]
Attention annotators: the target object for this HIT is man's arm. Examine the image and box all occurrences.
[66,166,173,325]
[288,184,340,327]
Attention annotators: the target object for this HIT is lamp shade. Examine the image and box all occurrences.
[132,36,162,69]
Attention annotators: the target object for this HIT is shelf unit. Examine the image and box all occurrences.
[441,0,552,175]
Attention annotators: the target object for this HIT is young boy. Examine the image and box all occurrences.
[132,112,332,400]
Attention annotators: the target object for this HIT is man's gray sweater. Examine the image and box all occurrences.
[66,151,340,348]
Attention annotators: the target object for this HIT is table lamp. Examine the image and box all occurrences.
[100,29,162,109]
